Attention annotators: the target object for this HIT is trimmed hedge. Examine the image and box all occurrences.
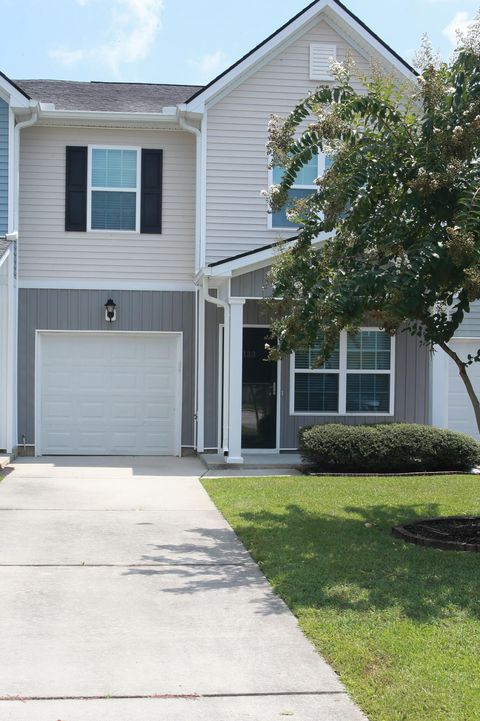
[298,423,480,473]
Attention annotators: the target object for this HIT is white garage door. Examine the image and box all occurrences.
[38,332,181,455]
[448,339,480,440]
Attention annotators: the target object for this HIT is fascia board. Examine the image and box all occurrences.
[186,0,330,113]
[36,109,181,125]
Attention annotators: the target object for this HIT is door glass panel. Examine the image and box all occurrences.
[242,328,277,449]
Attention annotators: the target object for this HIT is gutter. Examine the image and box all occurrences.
[35,108,180,124]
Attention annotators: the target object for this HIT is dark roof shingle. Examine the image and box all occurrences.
[0,239,11,261]
[14,80,203,113]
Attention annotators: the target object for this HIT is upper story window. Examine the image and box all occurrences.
[65,145,163,235]
[89,147,140,232]
[270,153,332,230]
[291,329,395,416]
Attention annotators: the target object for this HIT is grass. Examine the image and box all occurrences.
[202,474,480,721]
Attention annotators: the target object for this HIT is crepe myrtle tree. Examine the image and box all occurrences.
[264,23,480,432]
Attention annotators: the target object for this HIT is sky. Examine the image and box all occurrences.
[1,0,479,85]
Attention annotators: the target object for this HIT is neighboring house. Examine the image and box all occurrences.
[0,0,477,461]
[0,73,32,453]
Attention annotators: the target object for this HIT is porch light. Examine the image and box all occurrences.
[104,298,117,323]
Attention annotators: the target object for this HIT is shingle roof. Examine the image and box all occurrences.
[14,80,203,113]
[0,239,11,260]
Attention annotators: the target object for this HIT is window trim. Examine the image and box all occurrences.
[267,152,328,231]
[86,145,141,234]
[289,328,396,416]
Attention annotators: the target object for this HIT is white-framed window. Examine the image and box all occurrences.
[290,329,395,416]
[268,153,332,230]
[87,145,141,232]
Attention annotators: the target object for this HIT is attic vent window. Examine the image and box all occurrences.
[309,43,336,81]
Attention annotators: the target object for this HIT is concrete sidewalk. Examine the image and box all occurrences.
[0,456,366,721]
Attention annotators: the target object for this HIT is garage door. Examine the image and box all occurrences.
[448,339,480,440]
[38,332,181,455]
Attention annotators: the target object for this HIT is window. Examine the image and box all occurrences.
[65,146,163,234]
[270,154,332,230]
[291,329,394,415]
[88,147,140,232]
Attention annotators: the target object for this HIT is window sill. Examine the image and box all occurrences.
[290,411,395,417]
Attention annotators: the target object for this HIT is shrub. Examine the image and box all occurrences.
[298,423,480,473]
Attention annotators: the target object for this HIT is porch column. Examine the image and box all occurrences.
[226,298,245,464]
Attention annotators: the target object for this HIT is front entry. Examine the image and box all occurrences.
[241,327,277,449]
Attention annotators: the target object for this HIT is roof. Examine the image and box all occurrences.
[14,80,203,113]
[186,0,416,105]
[208,238,297,268]
[0,239,11,261]
[0,71,31,100]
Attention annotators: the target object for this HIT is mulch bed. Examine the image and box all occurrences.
[392,515,480,552]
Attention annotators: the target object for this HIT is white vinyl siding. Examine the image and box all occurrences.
[19,126,195,283]
[205,17,401,264]
[291,329,395,416]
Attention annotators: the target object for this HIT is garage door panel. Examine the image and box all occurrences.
[448,340,480,439]
[39,333,181,455]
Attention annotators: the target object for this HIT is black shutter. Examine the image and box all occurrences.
[65,146,87,231]
[141,149,163,234]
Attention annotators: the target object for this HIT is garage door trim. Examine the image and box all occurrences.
[34,330,183,456]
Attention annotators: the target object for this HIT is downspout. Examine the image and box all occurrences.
[14,106,39,233]
[8,105,39,454]
[202,277,230,455]
[178,112,204,452]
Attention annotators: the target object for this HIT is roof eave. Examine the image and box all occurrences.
[36,107,181,125]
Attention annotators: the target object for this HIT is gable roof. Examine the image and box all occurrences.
[186,0,416,109]
[0,70,32,108]
[14,80,203,113]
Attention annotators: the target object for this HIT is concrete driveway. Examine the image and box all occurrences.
[0,456,365,721]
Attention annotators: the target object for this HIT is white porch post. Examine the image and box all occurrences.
[226,298,245,464]
[196,285,205,453]
[430,345,449,429]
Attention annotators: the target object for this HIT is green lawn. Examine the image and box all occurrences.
[202,474,480,721]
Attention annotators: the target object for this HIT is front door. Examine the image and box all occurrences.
[241,327,277,449]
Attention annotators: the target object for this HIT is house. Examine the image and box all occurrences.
[0,0,478,462]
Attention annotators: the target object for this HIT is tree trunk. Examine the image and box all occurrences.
[439,341,480,434]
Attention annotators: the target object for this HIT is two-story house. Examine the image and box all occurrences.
[1,0,478,462]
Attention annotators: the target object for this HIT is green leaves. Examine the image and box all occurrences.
[266,49,480,368]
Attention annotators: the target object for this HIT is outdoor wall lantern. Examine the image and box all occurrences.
[104,298,117,323]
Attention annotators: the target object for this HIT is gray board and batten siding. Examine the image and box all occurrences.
[204,299,431,450]
[0,97,8,235]
[18,289,196,448]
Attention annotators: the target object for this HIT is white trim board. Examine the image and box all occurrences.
[34,330,183,457]
[185,0,415,113]
[19,280,196,292]
[217,322,281,453]
[86,145,141,234]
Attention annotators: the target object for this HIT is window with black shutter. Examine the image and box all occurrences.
[65,146,163,234]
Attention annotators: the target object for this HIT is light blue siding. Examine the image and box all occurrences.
[0,98,8,234]
[455,301,480,338]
